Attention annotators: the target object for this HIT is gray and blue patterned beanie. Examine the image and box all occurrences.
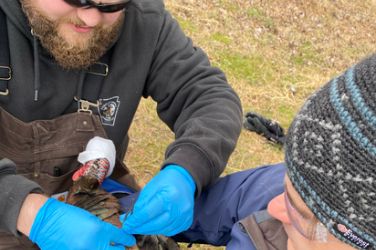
[285,55,376,249]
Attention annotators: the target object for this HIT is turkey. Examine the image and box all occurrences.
[66,137,180,250]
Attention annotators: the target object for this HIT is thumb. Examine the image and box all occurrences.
[107,224,136,247]
[120,213,136,234]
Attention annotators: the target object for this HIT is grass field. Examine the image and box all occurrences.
[125,1,376,249]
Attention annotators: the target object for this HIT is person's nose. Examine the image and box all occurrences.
[267,192,290,224]
[76,7,102,27]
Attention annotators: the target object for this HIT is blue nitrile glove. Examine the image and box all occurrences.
[29,198,136,250]
[121,164,196,236]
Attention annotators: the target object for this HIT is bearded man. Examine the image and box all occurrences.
[0,0,243,249]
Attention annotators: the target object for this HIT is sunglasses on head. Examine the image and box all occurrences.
[63,0,130,13]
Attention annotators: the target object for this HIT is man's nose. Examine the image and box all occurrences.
[76,7,102,27]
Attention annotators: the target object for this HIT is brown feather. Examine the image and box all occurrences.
[67,172,180,250]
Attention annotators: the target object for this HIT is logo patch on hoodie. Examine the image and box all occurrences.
[98,96,120,126]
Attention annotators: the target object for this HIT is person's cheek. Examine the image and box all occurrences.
[286,226,317,250]
[34,0,74,20]
[287,238,296,250]
[103,12,124,27]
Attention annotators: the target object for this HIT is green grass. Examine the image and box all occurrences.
[175,17,197,34]
[246,7,276,31]
[217,52,274,86]
[211,32,232,45]
[291,41,322,66]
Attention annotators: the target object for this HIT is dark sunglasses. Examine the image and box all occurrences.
[63,0,130,13]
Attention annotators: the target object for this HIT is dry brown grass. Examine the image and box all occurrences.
[125,1,376,249]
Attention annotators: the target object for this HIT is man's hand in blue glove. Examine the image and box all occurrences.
[121,164,196,236]
[27,197,135,250]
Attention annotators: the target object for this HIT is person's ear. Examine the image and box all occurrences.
[267,193,290,224]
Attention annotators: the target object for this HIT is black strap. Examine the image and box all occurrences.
[243,111,286,145]
[0,7,11,95]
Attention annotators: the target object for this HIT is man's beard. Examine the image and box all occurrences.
[21,0,124,70]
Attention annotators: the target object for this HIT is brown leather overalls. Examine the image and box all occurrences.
[0,105,138,249]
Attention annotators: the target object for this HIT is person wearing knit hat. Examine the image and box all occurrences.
[267,54,376,250]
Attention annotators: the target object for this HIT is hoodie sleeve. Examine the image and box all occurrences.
[143,8,243,195]
[0,158,43,235]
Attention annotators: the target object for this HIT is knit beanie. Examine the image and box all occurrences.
[285,55,376,249]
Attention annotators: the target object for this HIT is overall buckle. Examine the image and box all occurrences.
[0,66,11,96]
[0,66,11,80]
[75,97,99,115]
[87,62,109,77]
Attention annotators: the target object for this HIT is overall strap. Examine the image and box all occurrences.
[0,7,11,96]
[75,53,111,114]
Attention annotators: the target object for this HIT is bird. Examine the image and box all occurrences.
[66,158,180,250]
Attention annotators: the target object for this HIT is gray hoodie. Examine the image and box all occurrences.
[0,0,242,235]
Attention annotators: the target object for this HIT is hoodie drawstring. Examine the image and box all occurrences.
[30,31,108,108]
[31,32,87,103]
[32,34,40,101]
